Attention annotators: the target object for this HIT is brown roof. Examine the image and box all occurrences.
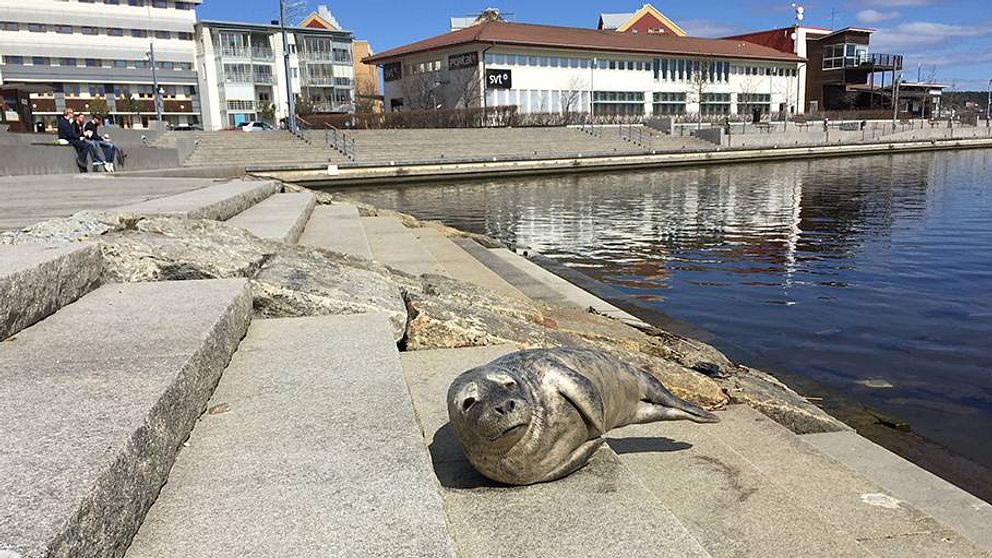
[364,20,804,65]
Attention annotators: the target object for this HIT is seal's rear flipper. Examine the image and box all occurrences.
[636,369,720,424]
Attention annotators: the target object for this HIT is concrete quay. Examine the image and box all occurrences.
[1,176,990,557]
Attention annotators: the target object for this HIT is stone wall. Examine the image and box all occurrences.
[0,145,182,176]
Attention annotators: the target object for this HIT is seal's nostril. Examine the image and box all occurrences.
[462,397,476,412]
[506,399,516,412]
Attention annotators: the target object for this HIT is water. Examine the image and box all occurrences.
[330,150,992,471]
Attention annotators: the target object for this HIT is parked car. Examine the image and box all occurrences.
[240,121,274,132]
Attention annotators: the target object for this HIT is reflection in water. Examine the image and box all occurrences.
[332,150,992,471]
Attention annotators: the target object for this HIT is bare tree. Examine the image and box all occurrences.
[402,72,442,111]
[685,59,711,130]
[449,68,482,109]
[560,76,587,125]
[738,73,762,130]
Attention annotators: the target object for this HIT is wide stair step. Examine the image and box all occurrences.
[0,279,251,558]
[226,191,316,243]
[803,430,992,554]
[0,243,104,340]
[361,216,445,276]
[412,228,528,300]
[127,314,453,557]
[400,344,711,557]
[114,179,279,221]
[610,405,990,557]
[298,204,373,259]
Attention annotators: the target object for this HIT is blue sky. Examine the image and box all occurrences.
[196,0,992,90]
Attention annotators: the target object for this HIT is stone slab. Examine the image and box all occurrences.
[127,314,454,558]
[298,204,373,259]
[804,429,992,553]
[612,405,990,557]
[413,228,528,300]
[0,243,103,340]
[0,175,211,232]
[400,345,711,558]
[113,179,279,221]
[361,216,445,276]
[451,238,559,303]
[0,279,252,558]
[489,248,641,321]
[226,191,316,243]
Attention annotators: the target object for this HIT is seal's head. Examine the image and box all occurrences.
[447,365,534,451]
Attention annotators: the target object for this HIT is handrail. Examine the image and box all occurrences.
[619,123,651,149]
[324,123,356,160]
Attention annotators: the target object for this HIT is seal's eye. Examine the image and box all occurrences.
[461,397,476,412]
[503,379,517,389]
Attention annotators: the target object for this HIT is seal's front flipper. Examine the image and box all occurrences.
[636,370,720,424]
[550,366,606,437]
[536,438,604,484]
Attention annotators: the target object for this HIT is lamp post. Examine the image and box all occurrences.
[986,79,991,125]
[279,0,297,132]
[891,74,901,127]
[146,46,163,123]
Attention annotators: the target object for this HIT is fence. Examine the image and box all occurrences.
[325,125,356,160]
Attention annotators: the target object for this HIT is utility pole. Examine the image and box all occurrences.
[987,79,991,125]
[280,0,297,132]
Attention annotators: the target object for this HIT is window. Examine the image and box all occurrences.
[1,22,18,31]
[56,25,72,34]
[157,61,173,70]
[223,63,252,83]
[579,58,589,69]
[32,56,49,65]
[153,0,167,7]
[28,23,46,33]
[85,58,100,67]
[539,57,548,67]
[155,31,170,39]
[61,57,77,66]
[108,28,123,36]
[592,91,645,116]
[114,59,127,68]
[132,29,148,38]
[134,60,147,69]
[700,93,731,115]
[652,91,686,115]
[175,1,193,8]
[550,57,558,67]
[4,56,24,65]
[81,27,98,35]
[822,42,869,69]
[128,0,145,5]
[737,93,772,115]
[104,0,120,4]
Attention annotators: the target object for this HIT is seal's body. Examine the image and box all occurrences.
[447,348,719,485]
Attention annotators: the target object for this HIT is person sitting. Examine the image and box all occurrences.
[83,114,118,172]
[57,108,106,172]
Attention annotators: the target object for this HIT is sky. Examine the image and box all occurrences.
[196,0,992,91]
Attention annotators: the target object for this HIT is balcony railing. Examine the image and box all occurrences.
[253,72,274,84]
[866,53,903,71]
[304,75,336,86]
[220,47,249,58]
[251,48,274,61]
[224,73,252,83]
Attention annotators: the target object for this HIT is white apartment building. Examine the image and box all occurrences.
[0,0,200,129]
[367,20,804,119]
[195,20,354,130]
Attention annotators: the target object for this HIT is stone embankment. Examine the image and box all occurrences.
[2,178,990,557]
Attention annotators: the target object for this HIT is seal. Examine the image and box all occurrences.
[447,348,720,485]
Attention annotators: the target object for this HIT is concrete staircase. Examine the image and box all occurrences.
[171,130,349,168]
[3,181,990,557]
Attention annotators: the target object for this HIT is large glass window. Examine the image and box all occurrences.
[592,91,645,116]
[700,93,731,115]
[823,43,869,69]
[652,91,685,114]
[737,93,772,115]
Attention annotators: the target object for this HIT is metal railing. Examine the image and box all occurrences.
[619,123,651,148]
[325,124,356,160]
[578,121,601,137]
[253,72,274,84]
[251,48,274,61]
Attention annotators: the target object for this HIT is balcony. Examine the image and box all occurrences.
[253,72,274,85]
[863,53,903,71]
[251,48,274,61]
[220,47,249,59]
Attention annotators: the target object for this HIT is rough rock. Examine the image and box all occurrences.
[0,211,134,245]
[98,216,411,341]
[404,275,729,408]
[724,366,849,433]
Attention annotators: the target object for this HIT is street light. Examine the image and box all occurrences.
[278,0,303,133]
[145,49,163,123]
[986,79,991,125]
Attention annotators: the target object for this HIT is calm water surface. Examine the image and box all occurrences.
[333,150,992,470]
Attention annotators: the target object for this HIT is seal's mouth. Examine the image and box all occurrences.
[490,423,527,441]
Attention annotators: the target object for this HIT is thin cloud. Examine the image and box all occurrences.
[681,20,744,38]
[862,0,934,5]
[857,10,900,24]
[871,21,991,50]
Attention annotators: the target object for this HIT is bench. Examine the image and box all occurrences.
[754,122,774,133]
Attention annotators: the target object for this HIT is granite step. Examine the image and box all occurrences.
[127,314,453,558]
[451,237,562,302]
[399,345,712,558]
[486,247,645,323]
[113,179,279,221]
[803,430,992,554]
[0,279,251,558]
[610,405,990,557]
[361,216,446,276]
[0,243,104,341]
[226,192,316,244]
[412,228,528,300]
[298,204,373,259]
